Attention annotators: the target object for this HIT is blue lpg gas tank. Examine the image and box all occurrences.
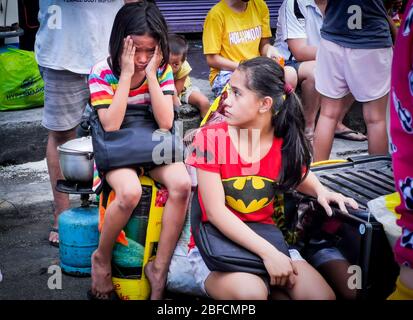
[58,206,99,276]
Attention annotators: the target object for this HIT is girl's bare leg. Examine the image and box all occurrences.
[145,162,191,299]
[91,168,141,299]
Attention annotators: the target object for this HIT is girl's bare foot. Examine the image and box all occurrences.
[144,260,167,300]
[90,250,114,299]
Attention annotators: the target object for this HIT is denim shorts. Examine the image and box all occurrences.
[188,246,304,297]
[304,238,347,268]
[211,70,232,98]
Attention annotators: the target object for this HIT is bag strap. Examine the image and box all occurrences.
[293,0,305,20]
[287,0,306,61]
[190,187,203,247]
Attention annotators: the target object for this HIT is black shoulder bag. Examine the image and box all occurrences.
[190,188,290,275]
[89,104,184,173]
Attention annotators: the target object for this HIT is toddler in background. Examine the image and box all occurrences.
[169,34,210,117]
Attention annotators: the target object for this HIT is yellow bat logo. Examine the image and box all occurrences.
[221,176,275,214]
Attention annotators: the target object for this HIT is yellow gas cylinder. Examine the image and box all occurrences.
[98,175,166,300]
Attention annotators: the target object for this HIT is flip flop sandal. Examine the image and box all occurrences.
[334,130,367,141]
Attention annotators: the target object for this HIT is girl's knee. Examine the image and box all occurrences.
[200,95,210,107]
[116,187,142,212]
[168,175,191,200]
[201,100,210,110]
[364,114,386,126]
[299,63,316,83]
[301,72,315,85]
[319,108,342,121]
[284,67,298,89]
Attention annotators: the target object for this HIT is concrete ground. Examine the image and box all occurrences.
[0,40,369,300]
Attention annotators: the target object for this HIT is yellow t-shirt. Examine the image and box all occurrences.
[203,0,272,85]
[175,60,192,98]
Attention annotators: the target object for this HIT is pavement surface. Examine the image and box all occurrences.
[0,39,369,300]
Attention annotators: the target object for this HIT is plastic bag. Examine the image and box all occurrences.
[166,192,204,297]
[0,48,44,111]
[368,192,402,248]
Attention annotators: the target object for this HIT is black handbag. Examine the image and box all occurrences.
[191,188,290,275]
[89,104,184,173]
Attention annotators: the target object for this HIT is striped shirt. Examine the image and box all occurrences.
[89,58,175,110]
[89,58,175,192]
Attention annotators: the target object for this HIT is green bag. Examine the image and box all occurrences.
[0,48,44,111]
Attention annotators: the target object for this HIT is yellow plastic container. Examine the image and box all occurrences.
[99,175,165,300]
[310,159,349,168]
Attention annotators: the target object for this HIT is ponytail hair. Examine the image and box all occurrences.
[109,1,169,78]
[237,57,312,191]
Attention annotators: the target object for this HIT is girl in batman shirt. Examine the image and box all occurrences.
[186,57,358,300]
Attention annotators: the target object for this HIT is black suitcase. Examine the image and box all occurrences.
[288,155,400,299]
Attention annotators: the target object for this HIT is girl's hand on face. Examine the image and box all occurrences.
[262,248,298,288]
[121,36,136,78]
[316,188,359,217]
[145,45,162,77]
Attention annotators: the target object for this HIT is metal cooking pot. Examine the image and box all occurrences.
[57,136,94,183]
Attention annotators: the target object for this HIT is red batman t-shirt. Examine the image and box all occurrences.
[186,121,283,249]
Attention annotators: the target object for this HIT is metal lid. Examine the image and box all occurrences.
[57,136,93,154]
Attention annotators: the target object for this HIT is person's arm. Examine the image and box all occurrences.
[197,168,297,286]
[174,76,186,96]
[386,14,398,43]
[172,81,182,107]
[287,38,318,61]
[296,171,358,216]
[97,37,135,132]
[259,0,273,58]
[260,38,278,57]
[205,54,239,71]
[172,90,182,108]
[145,45,174,131]
[276,0,314,62]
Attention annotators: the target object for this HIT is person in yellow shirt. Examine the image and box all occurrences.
[203,0,285,97]
[169,34,211,117]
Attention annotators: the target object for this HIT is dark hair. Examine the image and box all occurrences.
[109,1,169,78]
[168,33,188,61]
[238,57,312,191]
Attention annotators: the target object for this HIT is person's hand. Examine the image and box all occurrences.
[173,89,182,107]
[145,45,163,78]
[266,45,281,60]
[120,36,135,78]
[262,248,298,288]
[316,188,359,216]
[266,46,285,67]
